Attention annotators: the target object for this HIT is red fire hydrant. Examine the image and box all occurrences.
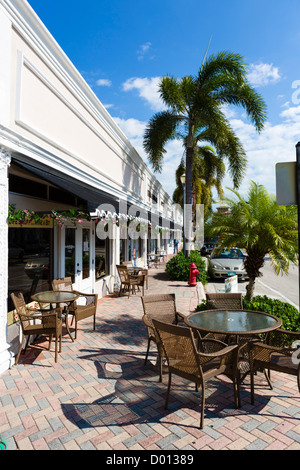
[188,262,199,286]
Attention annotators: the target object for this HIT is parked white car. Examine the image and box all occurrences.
[209,248,248,281]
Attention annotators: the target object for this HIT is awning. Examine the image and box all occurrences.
[11,159,182,230]
[12,159,119,212]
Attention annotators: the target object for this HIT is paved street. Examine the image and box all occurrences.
[1,263,300,452]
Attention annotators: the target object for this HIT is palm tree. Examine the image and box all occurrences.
[205,182,298,300]
[173,146,225,220]
[143,51,267,255]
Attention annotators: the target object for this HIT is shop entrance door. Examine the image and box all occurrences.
[64,224,94,292]
[77,226,93,292]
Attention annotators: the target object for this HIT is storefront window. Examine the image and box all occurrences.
[120,239,126,264]
[95,236,108,280]
[82,229,90,280]
[65,228,76,282]
[8,227,52,312]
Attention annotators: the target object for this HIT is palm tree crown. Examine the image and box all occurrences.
[143,51,267,254]
[173,146,225,220]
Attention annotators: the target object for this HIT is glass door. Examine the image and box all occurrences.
[63,224,93,292]
[65,227,76,283]
[82,228,90,281]
[77,225,93,292]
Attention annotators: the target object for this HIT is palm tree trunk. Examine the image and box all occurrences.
[244,251,265,301]
[246,277,256,301]
[185,130,194,257]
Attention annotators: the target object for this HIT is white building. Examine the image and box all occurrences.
[0,0,182,373]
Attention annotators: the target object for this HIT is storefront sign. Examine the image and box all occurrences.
[8,218,53,228]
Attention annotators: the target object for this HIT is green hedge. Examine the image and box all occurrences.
[196,295,300,332]
[166,251,207,284]
[242,295,300,332]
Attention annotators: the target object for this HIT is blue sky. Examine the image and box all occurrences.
[27,0,300,201]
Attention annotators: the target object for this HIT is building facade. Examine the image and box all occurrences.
[0,0,182,373]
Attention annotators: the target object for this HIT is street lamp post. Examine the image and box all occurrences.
[180,173,186,257]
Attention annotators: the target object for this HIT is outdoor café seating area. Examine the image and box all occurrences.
[2,263,300,450]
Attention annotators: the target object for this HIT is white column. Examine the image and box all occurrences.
[111,223,119,292]
[0,150,14,373]
[142,232,147,267]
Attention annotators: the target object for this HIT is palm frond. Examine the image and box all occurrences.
[143,111,181,172]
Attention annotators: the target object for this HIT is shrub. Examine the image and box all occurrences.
[196,294,300,332]
[242,295,300,332]
[166,250,207,284]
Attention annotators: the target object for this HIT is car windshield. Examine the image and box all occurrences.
[212,248,244,260]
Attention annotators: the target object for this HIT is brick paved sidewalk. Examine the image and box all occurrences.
[1,265,300,451]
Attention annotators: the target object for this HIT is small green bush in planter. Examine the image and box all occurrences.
[166,250,207,284]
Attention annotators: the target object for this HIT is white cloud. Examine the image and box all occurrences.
[222,105,300,198]
[113,117,146,142]
[96,78,112,87]
[122,77,166,112]
[247,63,281,86]
[137,42,152,60]
[280,104,300,121]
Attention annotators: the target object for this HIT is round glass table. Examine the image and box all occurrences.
[185,309,282,381]
[32,291,79,342]
[185,309,282,337]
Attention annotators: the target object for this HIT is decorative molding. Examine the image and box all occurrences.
[0,149,11,173]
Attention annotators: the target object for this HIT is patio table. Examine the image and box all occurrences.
[32,290,79,342]
[185,309,282,338]
[185,309,282,380]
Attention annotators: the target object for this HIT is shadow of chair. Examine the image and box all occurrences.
[152,319,240,429]
[11,292,62,364]
[249,328,300,404]
[141,293,186,381]
[116,265,145,298]
[52,277,98,340]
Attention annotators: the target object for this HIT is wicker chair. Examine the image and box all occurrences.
[141,294,186,381]
[122,262,149,289]
[152,319,240,429]
[52,277,98,340]
[11,292,62,364]
[116,265,145,298]
[206,292,243,310]
[205,292,259,381]
[202,293,243,343]
[249,328,300,404]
